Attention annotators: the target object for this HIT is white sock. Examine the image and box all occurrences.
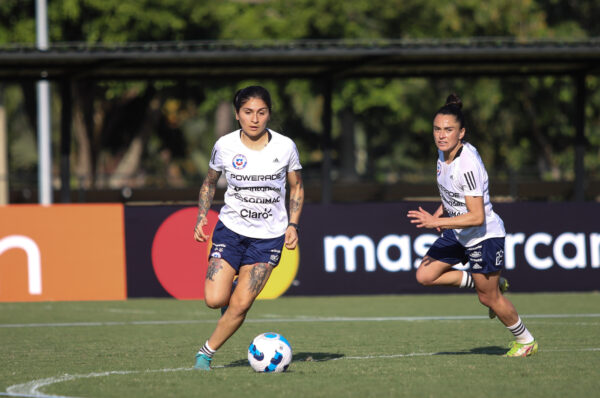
[459,271,475,289]
[507,317,535,344]
[199,341,216,358]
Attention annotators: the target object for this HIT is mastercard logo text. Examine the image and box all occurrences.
[151,208,299,300]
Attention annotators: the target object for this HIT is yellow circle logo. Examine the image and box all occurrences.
[257,246,299,299]
[207,239,300,300]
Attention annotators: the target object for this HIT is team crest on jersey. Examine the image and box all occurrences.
[437,160,442,176]
[232,154,248,170]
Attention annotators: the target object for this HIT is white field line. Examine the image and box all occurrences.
[1,313,600,328]
[106,309,156,314]
[2,348,600,398]
[2,368,192,398]
[526,321,600,326]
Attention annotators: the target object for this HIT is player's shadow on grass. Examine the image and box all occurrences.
[295,352,344,362]
[225,352,344,368]
[434,346,506,356]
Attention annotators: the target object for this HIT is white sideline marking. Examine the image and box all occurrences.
[528,321,600,326]
[1,313,600,328]
[106,309,156,314]
[2,348,600,398]
[2,368,192,398]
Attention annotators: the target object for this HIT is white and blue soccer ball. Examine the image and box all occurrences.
[248,332,292,373]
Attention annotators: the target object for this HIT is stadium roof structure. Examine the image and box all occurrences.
[1,37,600,80]
[0,37,598,202]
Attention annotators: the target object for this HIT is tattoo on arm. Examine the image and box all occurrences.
[197,169,221,222]
[290,198,302,214]
[288,171,304,218]
[248,263,271,294]
[206,258,224,281]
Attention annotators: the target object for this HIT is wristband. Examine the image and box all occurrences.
[288,222,299,231]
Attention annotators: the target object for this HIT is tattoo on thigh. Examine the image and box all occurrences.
[206,258,223,281]
[248,263,270,294]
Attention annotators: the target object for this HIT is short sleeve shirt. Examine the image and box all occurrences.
[209,129,302,239]
[436,142,505,247]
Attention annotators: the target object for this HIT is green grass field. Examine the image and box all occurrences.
[1,292,599,398]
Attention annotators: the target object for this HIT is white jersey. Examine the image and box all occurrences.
[209,129,302,239]
[436,142,505,247]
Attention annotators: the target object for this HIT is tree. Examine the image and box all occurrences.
[0,0,598,199]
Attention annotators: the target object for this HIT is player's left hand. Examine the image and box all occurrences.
[285,226,298,250]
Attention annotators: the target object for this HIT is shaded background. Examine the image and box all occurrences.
[1,0,600,204]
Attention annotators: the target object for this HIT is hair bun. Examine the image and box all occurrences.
[445,93,462,109]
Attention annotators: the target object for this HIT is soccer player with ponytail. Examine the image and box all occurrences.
[407,94,538,357]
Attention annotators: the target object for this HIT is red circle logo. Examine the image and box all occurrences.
[151,207,299,300]
[151,208,218,299]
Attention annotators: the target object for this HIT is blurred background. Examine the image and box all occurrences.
[1,0,599,204]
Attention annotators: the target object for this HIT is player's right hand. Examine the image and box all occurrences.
[194,217,209,242]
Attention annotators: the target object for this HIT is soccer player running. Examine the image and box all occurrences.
[407,94,538,357]
[192,86,304,370]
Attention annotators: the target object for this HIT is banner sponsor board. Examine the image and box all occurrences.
[3,202,595,302]
[125,202,599,298]
[0,205,126,302]
[124,206,298,300]
[285,202,600,295]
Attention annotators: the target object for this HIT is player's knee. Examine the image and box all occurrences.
[415,268,434,286]
[477,292,496,308]
[226,299,253,318]
[204,292,228,309]
[204,298,222,309]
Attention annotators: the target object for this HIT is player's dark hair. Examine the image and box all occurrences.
[233,86,272,113]
[434,93,465,130]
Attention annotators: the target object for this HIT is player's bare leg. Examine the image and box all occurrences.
[472,271,518,326]
[415,256,463,287]
[206,262,273,351]
[203,257,237,310]
[194,257,235,370]
[195,257,237,370]
[473,271,537,357]
[489,276,509,319]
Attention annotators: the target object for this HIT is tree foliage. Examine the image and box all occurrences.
[0,0,598,198]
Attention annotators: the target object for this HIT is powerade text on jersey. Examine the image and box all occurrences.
[436,142,505,247]
[209,129,302,239]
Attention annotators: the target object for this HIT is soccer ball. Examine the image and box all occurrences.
[247,332,292,373]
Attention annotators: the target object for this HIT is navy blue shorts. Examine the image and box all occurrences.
[208,220,285,273]
[426,229,505,274]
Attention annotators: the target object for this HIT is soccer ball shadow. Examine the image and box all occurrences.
[434,346,507,356]
[225,352,344,368]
